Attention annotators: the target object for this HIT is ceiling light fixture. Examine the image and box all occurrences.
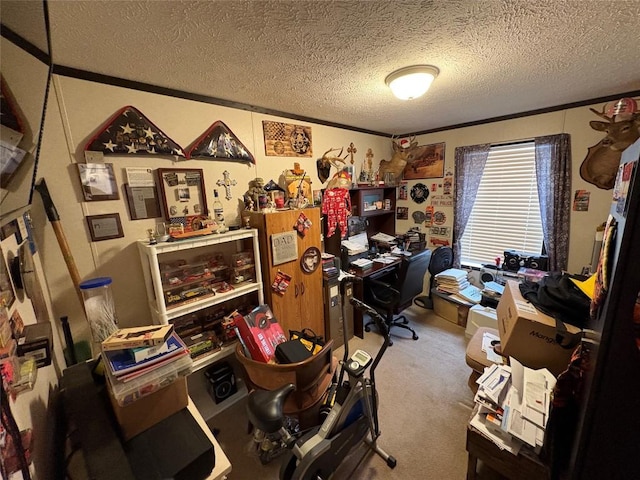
[385,65,439,100]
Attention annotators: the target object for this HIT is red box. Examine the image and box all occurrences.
[235,305,286,363]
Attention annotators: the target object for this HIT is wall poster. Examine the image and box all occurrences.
[402,142,445,180]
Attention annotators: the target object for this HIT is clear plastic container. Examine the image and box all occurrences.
[105,353,193,406]
[79,277,118,354]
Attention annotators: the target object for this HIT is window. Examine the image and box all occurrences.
[459,141,544,266]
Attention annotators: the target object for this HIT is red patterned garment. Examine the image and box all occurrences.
[322,188,351,238]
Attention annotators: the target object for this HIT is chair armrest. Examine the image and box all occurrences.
[367,278,392,289]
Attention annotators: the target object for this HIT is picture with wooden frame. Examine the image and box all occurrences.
[156,168,208,231]
[86,213,124,242]
[402,142,445,180]
[77,163,119,201]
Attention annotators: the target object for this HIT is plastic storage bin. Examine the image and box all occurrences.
[79,277,118,353]
[105,353,193,406]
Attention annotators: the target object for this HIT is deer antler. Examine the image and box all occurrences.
[589,106,613,123]
[320,147,346,170]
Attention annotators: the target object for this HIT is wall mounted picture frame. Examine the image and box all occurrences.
[77,163,119,201]
[402,142,445,180]
[156,168,207,229]
[86,213,124,242]
[124,184,162,220]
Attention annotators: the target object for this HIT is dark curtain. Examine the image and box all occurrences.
[534,134,572,272]
[453,144,491,267]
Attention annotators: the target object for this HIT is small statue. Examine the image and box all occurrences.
[147,228,157,245]
[244,177,267,211]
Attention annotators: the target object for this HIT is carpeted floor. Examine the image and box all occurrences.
[208,306,505,479]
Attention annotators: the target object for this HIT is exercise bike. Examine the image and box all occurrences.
[246,275,396,480]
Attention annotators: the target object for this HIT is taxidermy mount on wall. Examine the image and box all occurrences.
[580,98,640,190]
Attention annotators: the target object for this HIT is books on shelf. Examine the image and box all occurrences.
[101,324,173,351]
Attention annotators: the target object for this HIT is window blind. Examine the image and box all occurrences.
[460,142,544,266]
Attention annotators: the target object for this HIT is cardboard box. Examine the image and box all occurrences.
[496,280,581,376]
[108,376,188,440]
[235,305,287,363]
[433,294,470,327]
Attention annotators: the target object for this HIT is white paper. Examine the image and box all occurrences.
[126,167,155,187]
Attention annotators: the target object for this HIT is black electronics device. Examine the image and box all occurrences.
[503,250,549,272]
[503,250,522,271]
[205,361,237,404]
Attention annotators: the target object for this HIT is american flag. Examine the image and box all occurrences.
[84,106,185,157]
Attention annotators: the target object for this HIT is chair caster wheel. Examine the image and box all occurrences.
[412,334,419,340]
[387,456,397,468]
[365,326,371,332]
[388,340,394,346]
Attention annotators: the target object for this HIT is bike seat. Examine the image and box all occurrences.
[247,383,296,434]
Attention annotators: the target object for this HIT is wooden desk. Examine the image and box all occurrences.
[466,426,549,480]
[348,257,402,338]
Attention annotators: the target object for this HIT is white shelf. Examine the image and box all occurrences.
[150,281,262,323]
[191,341,237,372]
[137,229,262,423]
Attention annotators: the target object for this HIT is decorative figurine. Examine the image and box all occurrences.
[147,228,157,245]
[244,177,267,211]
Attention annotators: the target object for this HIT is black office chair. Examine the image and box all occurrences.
[414,246,453,309]
[363,250,431,345]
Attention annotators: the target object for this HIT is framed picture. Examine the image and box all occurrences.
[402,142,445,180]
[156,168,207,228]
[77,163,119,201]
[86,213,124,242]
[124,184,162,220]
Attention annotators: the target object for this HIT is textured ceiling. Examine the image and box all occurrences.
[14,1,640,134]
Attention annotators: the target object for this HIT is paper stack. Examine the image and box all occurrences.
[470,358,556,455]
[434,268,470,294]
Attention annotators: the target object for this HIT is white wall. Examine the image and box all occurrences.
[33,74,618,348]
[33,75,391,344]
[395,106,614,274]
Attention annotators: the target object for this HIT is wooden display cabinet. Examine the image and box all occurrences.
[324,186,397,258]
[249,208,325,338]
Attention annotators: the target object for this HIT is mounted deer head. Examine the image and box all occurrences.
[580,100,640,190]
[316,147,347,183]
[378,135,418,182]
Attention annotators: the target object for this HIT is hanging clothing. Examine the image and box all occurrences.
[322,188,351,238]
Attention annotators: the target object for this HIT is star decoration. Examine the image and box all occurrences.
[121,123,135,135]
[84,105,185,157]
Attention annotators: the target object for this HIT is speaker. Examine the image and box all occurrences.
[479,267,496,285]
[523,254,548,271]
[503,250,521,272]
[205,361,237,404]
